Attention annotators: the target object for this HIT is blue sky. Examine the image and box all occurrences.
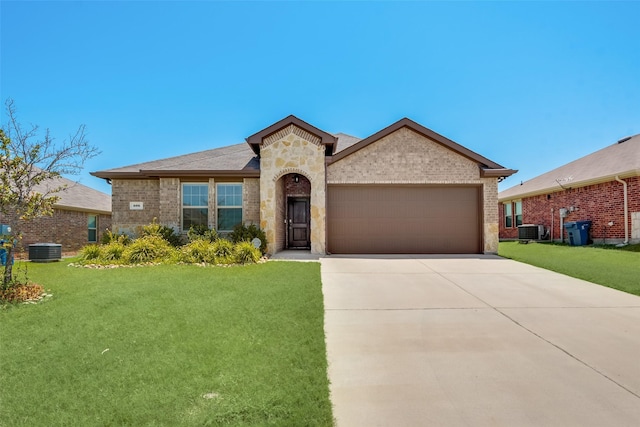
[2,1,639,195]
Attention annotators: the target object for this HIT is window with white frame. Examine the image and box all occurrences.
[514,201,523,227]
[504,201,523,228]
[504,203,513,228]
[217,183,243,232]
[88,215,98,242]
[182,183,209,230]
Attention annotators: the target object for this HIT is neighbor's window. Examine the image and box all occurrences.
[515,201,523,227]
[183,183,209,230]
[217,183,243,231]
[88,215,98,242]
[504,203,513,228]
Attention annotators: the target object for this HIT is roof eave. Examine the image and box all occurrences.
[91,170,260,179]
[53,204,111,215]
[481,168,518,178]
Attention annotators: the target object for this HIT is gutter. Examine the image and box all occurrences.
[614,176,629,245]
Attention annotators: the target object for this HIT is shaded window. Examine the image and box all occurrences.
[88,215,98,242]
[515,201,523,226]
[217,183,243,231]
[183,183,209,230]
[504,203,513,228]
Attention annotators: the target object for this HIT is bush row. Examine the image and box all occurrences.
[82,221,265,266]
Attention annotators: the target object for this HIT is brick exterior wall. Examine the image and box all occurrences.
[159,178,181,231]
[327,127,502,253]
[112,177,262,237]
[328,127,480,183]
[243,178,260,225]
[112,179,161,235]
[500,176,640,244]
[0,209,112,256]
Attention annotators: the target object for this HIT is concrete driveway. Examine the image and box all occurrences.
[321,255,640,426]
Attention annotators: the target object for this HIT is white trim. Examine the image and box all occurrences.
[182,182,209,231]
[216,182,243,232]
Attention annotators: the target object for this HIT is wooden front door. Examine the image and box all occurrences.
[287,197,310,248]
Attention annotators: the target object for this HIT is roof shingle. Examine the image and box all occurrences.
[499,134,640,200]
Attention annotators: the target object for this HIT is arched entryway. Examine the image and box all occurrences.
[280,173,311,249]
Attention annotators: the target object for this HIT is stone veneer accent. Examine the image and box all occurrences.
[259,125,326,254]
[328,127,501,253]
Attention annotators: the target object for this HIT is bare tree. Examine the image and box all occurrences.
[0,99,100,287]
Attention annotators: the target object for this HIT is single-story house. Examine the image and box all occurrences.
[92,115,515,255]
[0,174,112,255]
[499,134,640,245]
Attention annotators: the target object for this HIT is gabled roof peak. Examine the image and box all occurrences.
[329,117,515,177]
[245,115,338,155]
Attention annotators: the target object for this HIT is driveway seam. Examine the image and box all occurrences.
[438,269,640,401]
[494,307,640,400]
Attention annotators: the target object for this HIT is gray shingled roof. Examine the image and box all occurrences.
[333,132,361,153]
[96,143,259,175]
[35,174,111,214]
[499,134,640,201]
[92,134,362,178]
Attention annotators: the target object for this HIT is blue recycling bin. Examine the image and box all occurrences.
[564,220,591,246]
[0,246,13,266]
[0,237,16,266]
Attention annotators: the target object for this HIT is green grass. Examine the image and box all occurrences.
[499,242,640,296]
[0,261,333,426]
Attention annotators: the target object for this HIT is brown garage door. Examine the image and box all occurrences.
[327,185,481,254]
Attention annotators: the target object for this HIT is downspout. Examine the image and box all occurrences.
[550,208,554,241]
[614,176,629,245]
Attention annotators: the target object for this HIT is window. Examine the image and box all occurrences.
[88,215,98,242]
[504,201,523,228]
[183,183,209,230]
[514,201,523,227]
[504,203,513,228]
[217,183,243,231]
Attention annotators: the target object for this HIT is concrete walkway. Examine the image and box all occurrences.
[321,255,640,426]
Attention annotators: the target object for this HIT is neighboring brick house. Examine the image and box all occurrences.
[499,134,640,245]
[0,174,112,255]
[92,116,515,255]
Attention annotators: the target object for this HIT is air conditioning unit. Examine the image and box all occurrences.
[518,224,545,240]
[28,243,62,263]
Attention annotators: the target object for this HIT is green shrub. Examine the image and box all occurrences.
[229,223,267,254]
[80,244,102,261]
[140,219,183,247]
[101,242,126,261]
[180,239,217,264]
[187,224,218,242]
[212,239,234,263]
[234,241,262,264]
[100,229,131,245]
[123,235,175,264]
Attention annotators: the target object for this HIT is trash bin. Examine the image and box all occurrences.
[0,242,14,266]
[564,220,591,246]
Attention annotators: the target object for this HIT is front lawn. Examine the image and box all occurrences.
[0,261,333,426]
[499,242,640,296]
